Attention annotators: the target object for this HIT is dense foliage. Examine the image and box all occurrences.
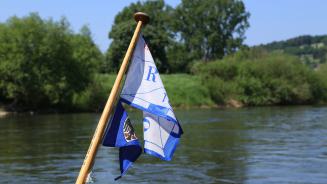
[257,35,327,68]
[72,74,213,111]
[174,0,249,61]
[106,0,249,73]
[195,49,327,106]
[2,1,327,112]
[74,49,327,111]
[0,13,102,110]
[105,0,174,73]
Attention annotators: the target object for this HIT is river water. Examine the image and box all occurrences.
[0,106,326,184]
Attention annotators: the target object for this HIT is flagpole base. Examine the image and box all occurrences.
[134,12,150,25]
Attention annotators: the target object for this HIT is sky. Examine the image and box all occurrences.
[1,0,327,52]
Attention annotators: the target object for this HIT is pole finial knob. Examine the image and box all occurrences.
[134,12,150,25]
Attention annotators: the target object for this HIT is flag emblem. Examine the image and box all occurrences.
[123,118,138,142]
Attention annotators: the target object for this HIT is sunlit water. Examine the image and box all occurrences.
[0,106,327,184]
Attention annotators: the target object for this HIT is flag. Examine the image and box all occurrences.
[143,112,182,161]
[102,35,183,180]
[121,35,183,161]
[102,100,142,180]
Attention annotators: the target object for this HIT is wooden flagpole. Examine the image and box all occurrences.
[75,12,149,184]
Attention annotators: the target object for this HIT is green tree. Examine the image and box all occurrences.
[71,25,104,76]
[174,0,250,61]
[105,0,174,73]
[257,34,327,68]
[0,13,102,110]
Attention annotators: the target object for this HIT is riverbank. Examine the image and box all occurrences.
[78,71,327,111]
[0,74,217,114]
[71,74,216,112]
[2,70,327,114]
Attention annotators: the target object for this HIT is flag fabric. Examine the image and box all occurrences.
[102,35,183,180]
[102,100,142,180]
[143,112,182,160]
[120,36,177,123]
[121,35,183,161]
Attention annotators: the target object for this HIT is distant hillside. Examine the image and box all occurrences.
[256,35,327,68]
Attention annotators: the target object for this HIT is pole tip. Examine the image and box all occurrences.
[134,12,150,25]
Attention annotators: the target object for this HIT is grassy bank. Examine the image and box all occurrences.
[72,74,214,112]
[160,74,214,107]
[194,49,327,106]
[73,50,327,112]
[4,49,327,113]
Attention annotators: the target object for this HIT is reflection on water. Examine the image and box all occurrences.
[0,106,327,183]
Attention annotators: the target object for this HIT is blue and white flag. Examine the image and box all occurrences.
[121,36,183,161]
[102,100,142,180]
[143,112,182,160]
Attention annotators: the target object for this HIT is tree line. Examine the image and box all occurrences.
[0,13,103,110]
[1,0,327,111]
[257,35,327,68]
[0,0,249,111]
[106,0,249,73]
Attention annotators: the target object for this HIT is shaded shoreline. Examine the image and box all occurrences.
[2,102,327,117]
[0,104,219,116]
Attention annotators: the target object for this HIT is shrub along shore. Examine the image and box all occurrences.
[0,73,214,114]
[71,74,215,112]
[2,13,327,114]
[72,59,327,113]
[193,49,327,107]
[72,48,327,112]
[2,49,327,113]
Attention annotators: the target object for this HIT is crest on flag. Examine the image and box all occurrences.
[123,118,138,142]
[102,100,142,180]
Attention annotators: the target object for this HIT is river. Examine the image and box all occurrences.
[0,106,327,184]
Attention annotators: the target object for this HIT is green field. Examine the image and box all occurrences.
[72,74,214,112]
